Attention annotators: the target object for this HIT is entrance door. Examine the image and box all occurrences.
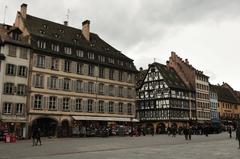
[32,118,58,137]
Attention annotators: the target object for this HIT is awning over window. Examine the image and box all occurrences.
[72,116,139,122]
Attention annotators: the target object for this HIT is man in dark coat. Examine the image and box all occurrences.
[236,126,240,149]
[32,128,37,146]
[189,126,193,140]
[183,126,189,140]
[36,128,42,146]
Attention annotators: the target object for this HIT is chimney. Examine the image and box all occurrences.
[20,3,27,19]
[185,59,189,64]
[139,67,143,71]
[64,21,68,26]
[82,20,90,41]
[171,51,176,61]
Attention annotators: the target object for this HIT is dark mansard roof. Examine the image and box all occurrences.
[137,62,190,91]
[211,85,239,104]
[136,69,148,89]
[22,14,137,72]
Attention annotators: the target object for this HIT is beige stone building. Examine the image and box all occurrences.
[13,4,137,137]
[0,24,30,138]
[167,52,210,123]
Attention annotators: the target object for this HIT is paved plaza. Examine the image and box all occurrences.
[0,132,239,159]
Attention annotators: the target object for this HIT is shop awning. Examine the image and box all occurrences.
[72,116,139,122]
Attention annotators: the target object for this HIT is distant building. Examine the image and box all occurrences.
[12,4,137,137]
[0,23,31,138]
[136,62,195,133]
[212,83,240,123]
[209,84,219,121]
[167,52,210,123]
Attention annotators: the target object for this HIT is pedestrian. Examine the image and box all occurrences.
[167,127,171,136]
[150,127,154,136]
[32,128,37,146]
[172,126,177,138]
[36,128,41,146]
[228,126,232,139]
[236,126,240,149]
[204,125,209,137]
[188,126,192,140]
[183,126,189,140]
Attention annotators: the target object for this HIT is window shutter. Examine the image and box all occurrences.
[13,65,17,75]
[123,103,127,114]
[13,85,17,94]
[94,66,98,77]
[45,56,51,69]
[104,85,108,96]
[104,101,109,113]
[43,96,48,110]
[31,95,35,109]
[47,77,50,89]
[95,83,99,94]
[58,98,63,111]
[84,82,88,93]
[61,60,65,71]
[59,79,63,90]
[82,100,87,112]
[92,100,96,113]
[33,54,37,66]
[83,64,88,75]
[71,61,76,73]
[105,68,109,79]
[70,98,75,112]
[115,86,119,97]
[32,74,36,87]
[72,80,76,92]
[115,70,119,81]
[56,78,59,90]
[95,100,98,113]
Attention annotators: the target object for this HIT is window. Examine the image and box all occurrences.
[87,100,93,112]
[99,67,104,78]
[49,76,58,89]
[17,84,26,96]
[6,64,16,75]
[64,47,72,55]
[98,101,104,113]
[3,103,12,114]
[12,32,20,41]
[88,82,94,94]
[127,103,132,115]
[16,103,24,115]
[64,60,71,72]
[87,52,94,59]
[19,48,28,59]
[118,71,123,81]
[37,40,46,49]
[63,98,70,111]
[36,55,45,68]
[127,73,132,82]
[109,101,114,113]
[108,58,114,64]
[4,83,14,94]
[109,85,114,96]
[76,50,84,57]
[63,78,70,91]
[51,58,58,70]
[75,99,82,111]
[117,60,123,66]
[98,55,105,62]
[109,69,114,80]
[88,65,95,76]
[98,83,104,94]
[118,103,123,113]
[33,95,42,109]
[76,63,83,74]
[18,66,27,77]
[35,74,44,88]
[49,96,57,110]
[76,80,83,92]
[51,44,59,52]
[8,45,16,57]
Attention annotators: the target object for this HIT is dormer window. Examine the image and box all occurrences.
[90,43,95,47]
[76,33,80,38]
[43,24,48,29]
[12,32,20,41]
[39,30,46,35]
[37,40,46,49]
[55,34,60,39]
[108,58,114,64]
[76,50,84,57]
[117,60,123,66]
[51,44,59,52]
[73,39,78,44]
[98,55,105,62]
[64,47,72,55]
[59,29,64,33]
[87,52,94,60]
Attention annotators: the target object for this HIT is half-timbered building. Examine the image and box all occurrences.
[136,62,196,133]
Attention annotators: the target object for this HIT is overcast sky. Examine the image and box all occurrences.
[1,0,240,90]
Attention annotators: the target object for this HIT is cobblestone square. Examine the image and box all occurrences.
[0,132,239,159]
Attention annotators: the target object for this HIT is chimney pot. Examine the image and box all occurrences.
[64,21,68,26]
[82,20,90,41]
[20,3,27,19]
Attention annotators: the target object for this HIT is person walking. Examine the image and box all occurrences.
[228,126,232,139]
[172,126,177,138]
[183,126,189,140]
[150,127,154,136]
[32,128,37,146]
[236,126,240,149]
[36,128,41,146]
[188,126,192,140]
